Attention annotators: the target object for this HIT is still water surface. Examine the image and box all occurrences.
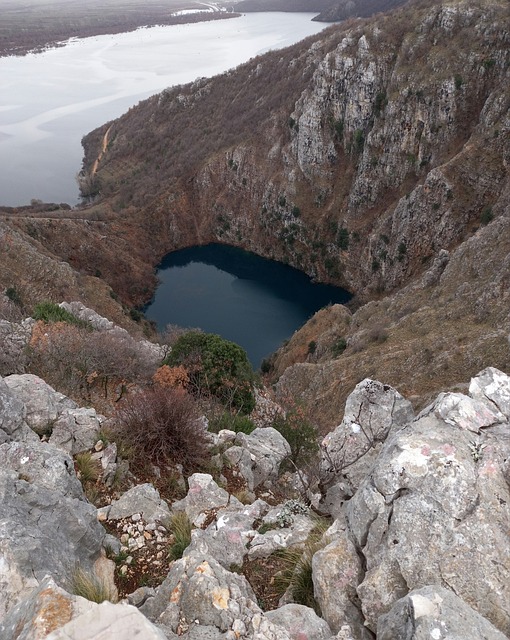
[0,13,326,206]
[145,244,351,367]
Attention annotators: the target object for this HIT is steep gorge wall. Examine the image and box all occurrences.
[80,0,509,304]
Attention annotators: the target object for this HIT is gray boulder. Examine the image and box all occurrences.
[108,483,171,524]
[320,379,414,513]
[469,366,510,419]
[0,377,36,444]
[224,428,291,491]
[377,585,508,640]
[49,407,104,455]
[141,551,291,640]
[47,600,168,640]
[172,474,242,527]
[346,384,510,635]
[0,575,96,640]
[3,374,76,435]
[311,520,365,637]
[248,502,315,560]
[186,500,268,569]
[265,603,332,639]
[0,440,106,620]
[422,390,504,433]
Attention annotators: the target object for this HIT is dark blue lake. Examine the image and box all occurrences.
[145,244,351,367]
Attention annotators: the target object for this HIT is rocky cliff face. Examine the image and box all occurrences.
[79,0,508,302]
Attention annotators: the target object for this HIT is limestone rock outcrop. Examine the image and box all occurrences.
[377,585,508,640]
[264,603,332,640]
[141,552,291,640]
[172,474,243,527]
[107,483,171,524]
[319,379,414,514]
[1,338,509,640]
[345,368,510,634]
[223,428,291,491]
[3,374,76,436]
[0,439,106,620]
[0,377,37,444]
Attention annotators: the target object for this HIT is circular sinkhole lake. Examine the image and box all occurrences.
[145,244,351,368]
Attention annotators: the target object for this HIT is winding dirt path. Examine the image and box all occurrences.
[91,125,113,176]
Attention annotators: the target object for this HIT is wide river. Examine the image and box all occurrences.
[0,13,326,206]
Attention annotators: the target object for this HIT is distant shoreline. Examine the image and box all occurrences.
[0,9,240,59]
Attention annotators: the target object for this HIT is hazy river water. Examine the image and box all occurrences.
[0,13,326,206]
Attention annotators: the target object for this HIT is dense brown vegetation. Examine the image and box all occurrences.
[112,386,210,472]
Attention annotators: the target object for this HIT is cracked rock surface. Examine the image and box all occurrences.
[345,368,510,634]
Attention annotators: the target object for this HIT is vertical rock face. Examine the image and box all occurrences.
[311,523,364,636]
[0,378,34,444]
[319,379,414,511]
[81,0,509,303]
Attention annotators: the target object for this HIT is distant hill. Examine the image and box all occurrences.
[232,0,409,20]
[314,0,409,21]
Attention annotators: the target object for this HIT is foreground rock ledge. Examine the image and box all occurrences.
[0,367,508,639]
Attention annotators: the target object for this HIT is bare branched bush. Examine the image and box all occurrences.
[112,387,210,472]
[27,322,157,400]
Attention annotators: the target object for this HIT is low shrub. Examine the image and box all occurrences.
[32,301,90,328]
[164,331,255,413]
[75,451,101,484]
[5,286,22,307]
[71,567,117,603]
[168,512,192,561]
[480,206,494,226]
[331,337,347,357]
[112,386,210,472]
[273,517,329,613]
[271,409,318,467]
[368,325,389,345]
[208,411,256,435]
[28,322,157,400]
[153,364,189,389]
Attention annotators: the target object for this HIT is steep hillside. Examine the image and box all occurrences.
[313,0,409,21]
[0,217,146,333]
[78,0,508,299]
[231,0,408,21]
[4,0,508,418]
